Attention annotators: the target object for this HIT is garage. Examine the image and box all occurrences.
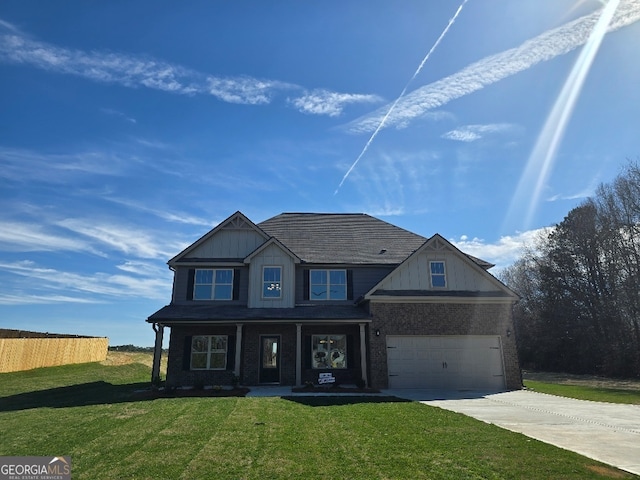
[386,335,505,390]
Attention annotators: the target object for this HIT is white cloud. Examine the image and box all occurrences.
[546,177,600,202]
[207,76,293,105]
[0,147,127,184]
[451,228,551,271]
[0,21,377,114]
[289,90,382,117]
[116,260,167,277]
[0,213,187,262]
[0,293,102,305]
[443,130,481,142]
[347,0,640,133]
[101,108,137,124]
[0,260,172,302]
[345,149,442,216]
[104,197,213,227]
[0,221,101,255]
[56,218,182,259]
[442,123,516,142]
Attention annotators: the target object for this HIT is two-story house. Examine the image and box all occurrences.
[147,211,521,391]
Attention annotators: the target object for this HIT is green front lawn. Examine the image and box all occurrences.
[1,361,635,479]
[523,380,640,404]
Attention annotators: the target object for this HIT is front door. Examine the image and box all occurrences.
[259,335,280,383]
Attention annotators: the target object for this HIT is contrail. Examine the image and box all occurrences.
[334,0,470,194]
[348,0,640,135]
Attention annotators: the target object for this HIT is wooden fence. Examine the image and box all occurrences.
[0,333,109,373]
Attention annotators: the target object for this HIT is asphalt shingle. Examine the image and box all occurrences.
[258,213,427,265]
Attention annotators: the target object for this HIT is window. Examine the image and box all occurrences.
[311,335,347,369]
[191,335,227,370]
[263,266,282,298]
[193,269,233,300]
[310,270,347,300]
[430,261,446,288]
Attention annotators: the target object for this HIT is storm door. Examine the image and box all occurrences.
[259,335,280,383]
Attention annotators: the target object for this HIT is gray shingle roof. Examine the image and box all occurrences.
[147,303,370,323]
[258,213,427,265]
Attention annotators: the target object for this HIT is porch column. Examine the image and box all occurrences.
[151,323,164,383]
[296,323,302,386]
[359,323,368,386]
[235,324,243,378]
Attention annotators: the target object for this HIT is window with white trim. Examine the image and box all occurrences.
[430,261,446,288]
[311,334,347,369]
[262,266,282,298]
[310,269,347,300]
[191,335,227,370]
[193,269,233,300]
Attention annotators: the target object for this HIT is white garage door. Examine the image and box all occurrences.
[386,335,505,390]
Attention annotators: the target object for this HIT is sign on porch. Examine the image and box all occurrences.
[318,372,336,385]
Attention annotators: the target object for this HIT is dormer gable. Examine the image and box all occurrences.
[168,211,269,267]
[244,237,299,308]
[364,234,517,302]
[244,237,301,264]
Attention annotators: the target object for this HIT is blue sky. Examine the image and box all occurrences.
[1,0,639,347]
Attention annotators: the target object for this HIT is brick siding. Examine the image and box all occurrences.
[367,302,521,390]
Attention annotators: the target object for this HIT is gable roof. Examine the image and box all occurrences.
[244,237,301,264]
[258,213,427,265]
[168,211,269,266]
[363,233,518,301]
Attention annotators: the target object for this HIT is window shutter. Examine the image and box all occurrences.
[186,269,195,300]
[304,335,312,369]
[227,335,236,370]
[233,269,240,301]
[346,335,355,369]
[303,269,309,300]
[183,336,192,371]
[347,270,354,300]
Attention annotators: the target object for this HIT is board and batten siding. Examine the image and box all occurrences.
[379,250,497,292]
[248,243,296,308]
[185,228,266,259]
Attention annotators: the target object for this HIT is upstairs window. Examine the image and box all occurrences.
[263,266,282,298]
[310,269,347,300]
[193,269,233,300]
[191,335,227,370]
[430,261,447,288]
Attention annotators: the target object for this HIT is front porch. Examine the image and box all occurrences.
[152,319,371,388]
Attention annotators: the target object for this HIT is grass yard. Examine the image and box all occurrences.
[523,371,640,405]
[0,355,636,480]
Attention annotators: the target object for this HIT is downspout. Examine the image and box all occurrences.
[151,322,164,384]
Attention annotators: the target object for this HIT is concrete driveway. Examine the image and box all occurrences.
[384,389,640,476]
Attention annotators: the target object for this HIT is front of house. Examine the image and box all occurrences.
[147,211,521,391]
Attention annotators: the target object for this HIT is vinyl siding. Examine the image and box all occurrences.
[184,228,265,259]
[248,243,296,308]
[378,250,498,292]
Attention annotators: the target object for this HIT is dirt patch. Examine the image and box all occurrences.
[523,371,640,391]
[101,351,154,368]
[586,464,632,478]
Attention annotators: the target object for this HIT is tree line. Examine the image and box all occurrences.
[500,162,640,378]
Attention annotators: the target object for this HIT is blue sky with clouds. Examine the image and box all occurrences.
[1,0,639,346]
